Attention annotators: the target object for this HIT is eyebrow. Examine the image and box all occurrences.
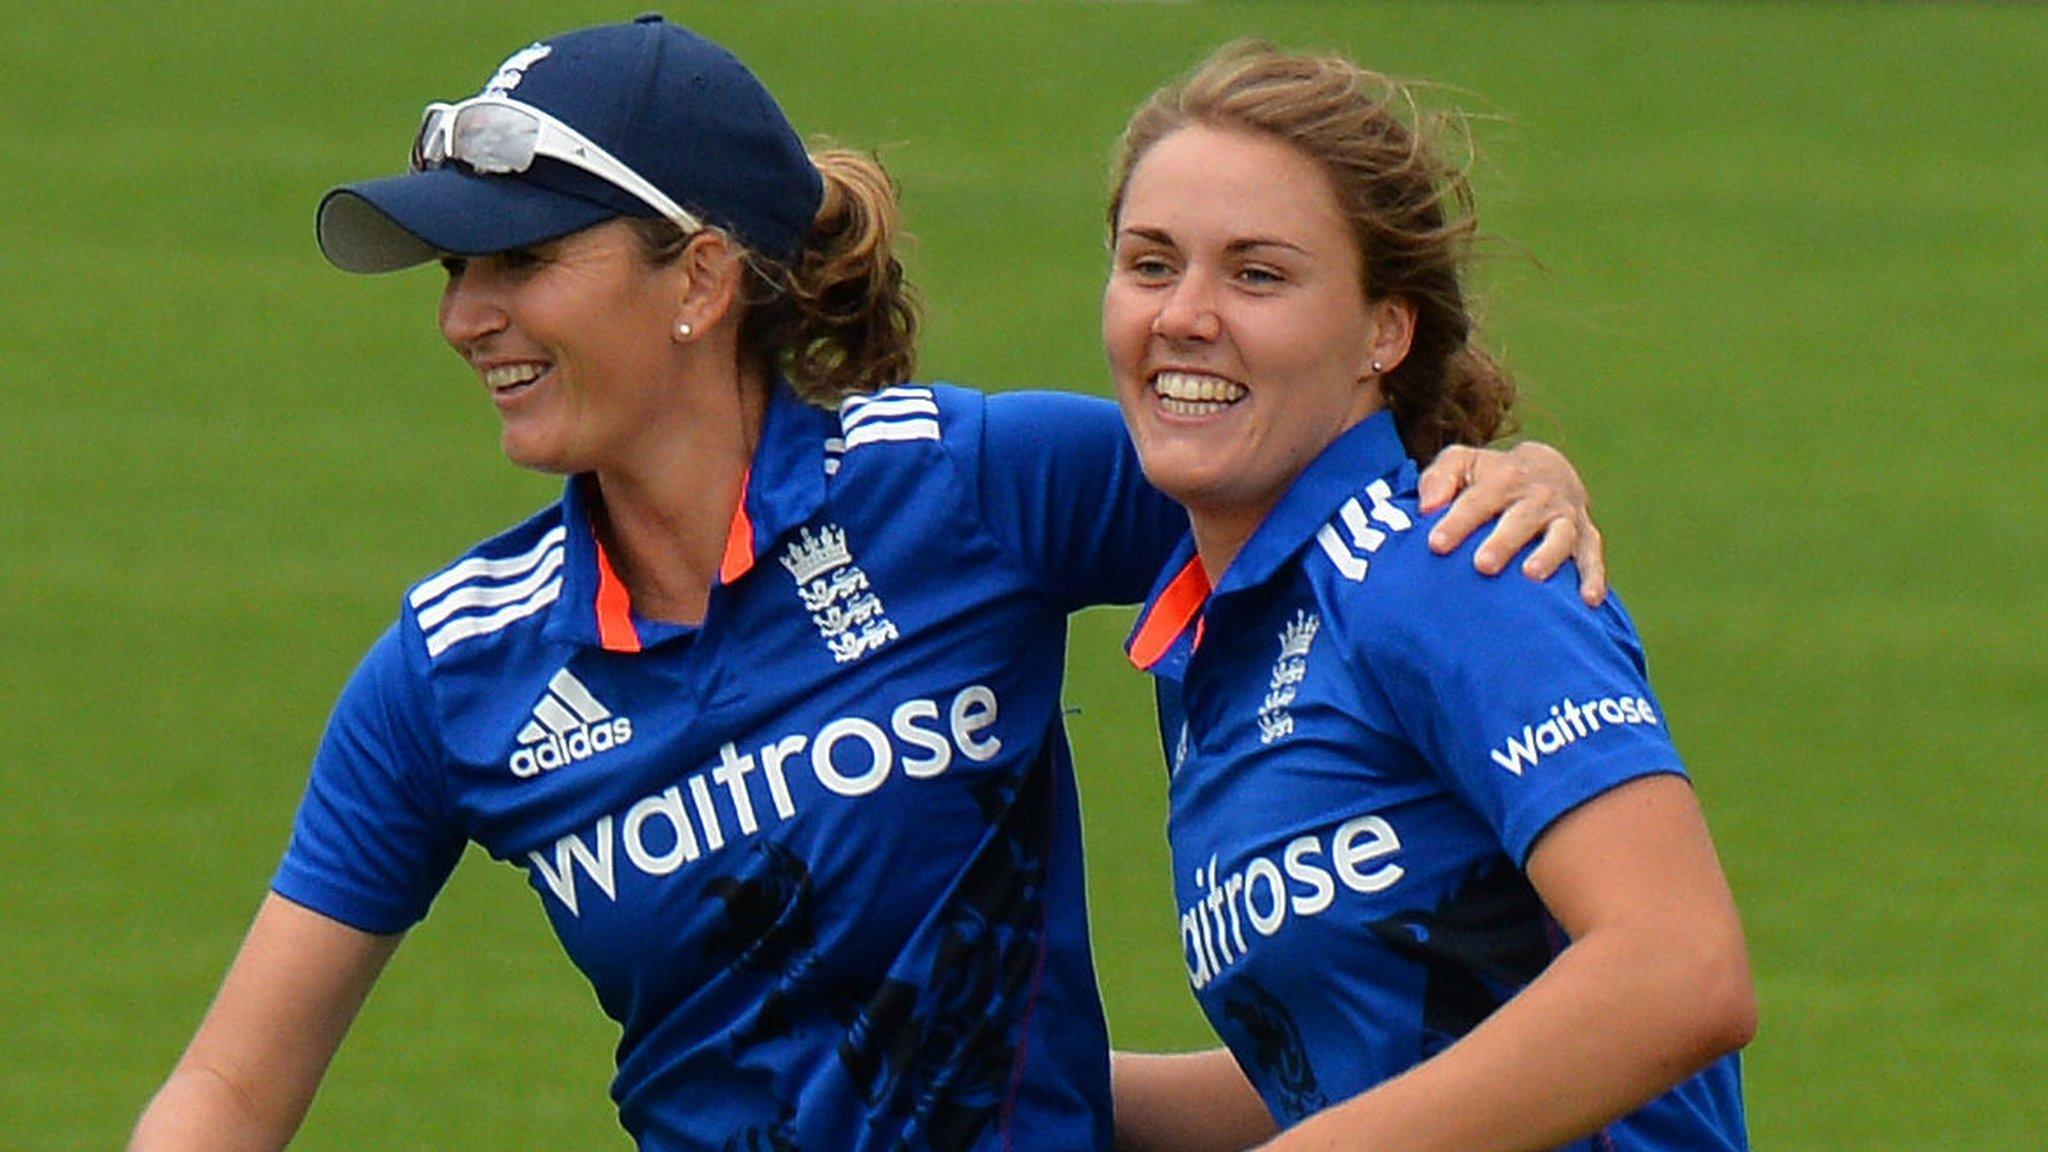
[1116,225,1312,257]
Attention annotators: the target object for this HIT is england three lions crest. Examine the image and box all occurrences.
[1258,610,1320,745]
[781,524,899,664]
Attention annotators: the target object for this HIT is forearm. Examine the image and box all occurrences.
[1113,1048,1277,1152]
[1262,778,1755,1152]
[1261,921,1752,1152]
[129,1064,303,1152]
[129,894,402,1152]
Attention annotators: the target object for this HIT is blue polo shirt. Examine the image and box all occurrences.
[1126,411,1746,1150]
[274,382,1183,1152]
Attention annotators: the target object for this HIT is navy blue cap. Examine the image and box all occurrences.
[318,14,823,272]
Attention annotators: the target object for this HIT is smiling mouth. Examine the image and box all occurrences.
[484,363,548,397]
[1152,370,1247,416]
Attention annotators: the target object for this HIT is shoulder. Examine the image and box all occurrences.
[834,383,950,449]
[1296,470,1436,610]
[1302,471,1654,696]
[401,504,568,665]
[830,382,1131,484]
[981,387,1119,423]
[825,383,974,482]
[979,388,1122,441]
[833,383,1117,446]
[1299,470,1609,660]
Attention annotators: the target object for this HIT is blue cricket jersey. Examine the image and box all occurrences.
[273,382,1183,1152]
[1126,411,1747,1150]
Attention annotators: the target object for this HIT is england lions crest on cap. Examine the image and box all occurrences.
[781,523,899,664]
[1257,609,1320,745]
[483,43,551,95]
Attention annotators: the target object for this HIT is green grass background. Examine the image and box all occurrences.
[5,1,2043,1148]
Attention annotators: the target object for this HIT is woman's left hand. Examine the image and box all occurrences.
[1417,441,1607,605]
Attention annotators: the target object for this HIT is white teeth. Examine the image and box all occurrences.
[1152,371,1246,415]
[484,363,546,390]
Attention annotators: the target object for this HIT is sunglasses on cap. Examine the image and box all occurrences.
[412,95,705,237]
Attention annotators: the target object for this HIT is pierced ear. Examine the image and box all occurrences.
[671,230,745,341]
[1364,296,1418,378]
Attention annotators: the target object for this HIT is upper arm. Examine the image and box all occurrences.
[976,390,1183,609]
[131,894,402,1152]
[272,625,462,934]
[1525,774,1743,946]
[1351,559,1680,863]
[1524,774,1757,1060]
[184,894,402,1083]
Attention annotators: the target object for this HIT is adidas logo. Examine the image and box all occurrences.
[509,669,634,779]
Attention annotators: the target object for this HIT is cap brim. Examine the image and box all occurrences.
[317,167,621,274]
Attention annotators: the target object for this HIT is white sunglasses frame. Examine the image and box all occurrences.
[413,95,705,237]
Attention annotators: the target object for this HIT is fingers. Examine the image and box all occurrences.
[1425,447,1502,555]
[1427,478,1509,556]
[1507,510,1578,581]
[1574,521,1609,606]
[1421,442,1608,600]
[1504,441,1587,500]
[1494,511,1607,604]
[1497,440,1606,601]
[1469,492,1576,576]
[1416,445,1478,514]
[1431,458,1566,563]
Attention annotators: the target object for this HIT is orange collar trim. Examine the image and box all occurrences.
[719,468,756,586]
[590,469,753,654]
[591,532,642,654]
[1129,556,1210,671]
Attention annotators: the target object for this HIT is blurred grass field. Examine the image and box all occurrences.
[4,1,2043,1148]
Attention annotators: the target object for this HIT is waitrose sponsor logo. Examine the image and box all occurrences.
[1488,694,1660,776]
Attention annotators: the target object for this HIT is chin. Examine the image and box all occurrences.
[499,435,574,476]
[1138,456,1236,514]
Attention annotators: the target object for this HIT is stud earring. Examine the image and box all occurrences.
[676,321,694,340]
[1370,359,1384,373]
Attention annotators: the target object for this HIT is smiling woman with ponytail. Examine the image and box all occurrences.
[1105,42,1754,1152]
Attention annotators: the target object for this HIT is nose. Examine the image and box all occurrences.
[1150,269,1221,343]
[438,262,507,353]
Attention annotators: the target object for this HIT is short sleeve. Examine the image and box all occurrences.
[975,390,1184,611]
[271,622,464,935]
[1349,543,1688,865]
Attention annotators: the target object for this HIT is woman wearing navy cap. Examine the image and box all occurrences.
[1104,44,1754,1152]
[129,18,1602,1152]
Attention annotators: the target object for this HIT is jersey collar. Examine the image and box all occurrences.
[548,379,835,651]
[1124,410,1412,672]
[1217,409,1413,596]
[1126,546,1208,673]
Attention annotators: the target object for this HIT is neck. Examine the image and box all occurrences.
[590,366,770,626]
[1188,507,1263,588]
[1186,399,1387,583]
